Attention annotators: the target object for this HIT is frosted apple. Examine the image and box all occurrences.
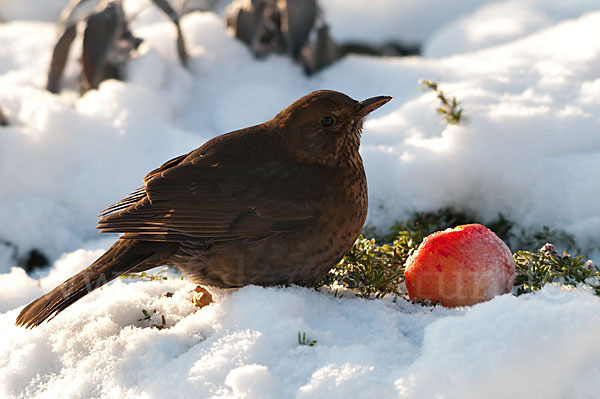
[404,224,515,306]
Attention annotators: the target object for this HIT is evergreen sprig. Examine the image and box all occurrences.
[420,79,464,125]
[514,243,600,296]
[298,331,317,346]
[316,232,417,298]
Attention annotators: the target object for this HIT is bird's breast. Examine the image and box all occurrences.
[317,160,368,240]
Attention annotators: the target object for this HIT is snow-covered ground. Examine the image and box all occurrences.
[1,0,600,397]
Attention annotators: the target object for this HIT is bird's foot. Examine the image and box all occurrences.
[191,285,213,308]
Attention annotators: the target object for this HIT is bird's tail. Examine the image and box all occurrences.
[16,239,168,328]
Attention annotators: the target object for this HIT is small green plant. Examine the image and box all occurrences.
[139,309,153,321]
[298,331,317,346]
[514,243,600,296]
[412,298,441,308]
[420,79,464,125]
[138,309,167,329]
[316,233,415,298]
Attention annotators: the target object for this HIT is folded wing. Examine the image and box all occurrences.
[98,149,326,243]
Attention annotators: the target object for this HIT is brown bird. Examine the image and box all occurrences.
[16,90,391,328]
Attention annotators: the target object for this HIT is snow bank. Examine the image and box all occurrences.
[423,0,600,57]
[1,270,599,397]
[398,286,600,398]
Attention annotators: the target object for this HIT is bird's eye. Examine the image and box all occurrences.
[320,116,335,127]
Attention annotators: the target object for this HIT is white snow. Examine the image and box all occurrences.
[2,280,600,397]
[1,0,600,397]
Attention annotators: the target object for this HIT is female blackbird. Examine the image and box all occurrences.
[16,90,391,328]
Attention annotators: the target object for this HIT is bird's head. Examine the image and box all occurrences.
[273,90,392,165]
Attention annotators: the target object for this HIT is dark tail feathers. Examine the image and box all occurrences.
[16,239,163,328]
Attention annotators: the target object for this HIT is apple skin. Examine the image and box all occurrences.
[404,224,515,307]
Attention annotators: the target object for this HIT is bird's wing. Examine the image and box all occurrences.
[97,151,326,243]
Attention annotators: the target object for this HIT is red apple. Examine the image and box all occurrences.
[404,224,515,306]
